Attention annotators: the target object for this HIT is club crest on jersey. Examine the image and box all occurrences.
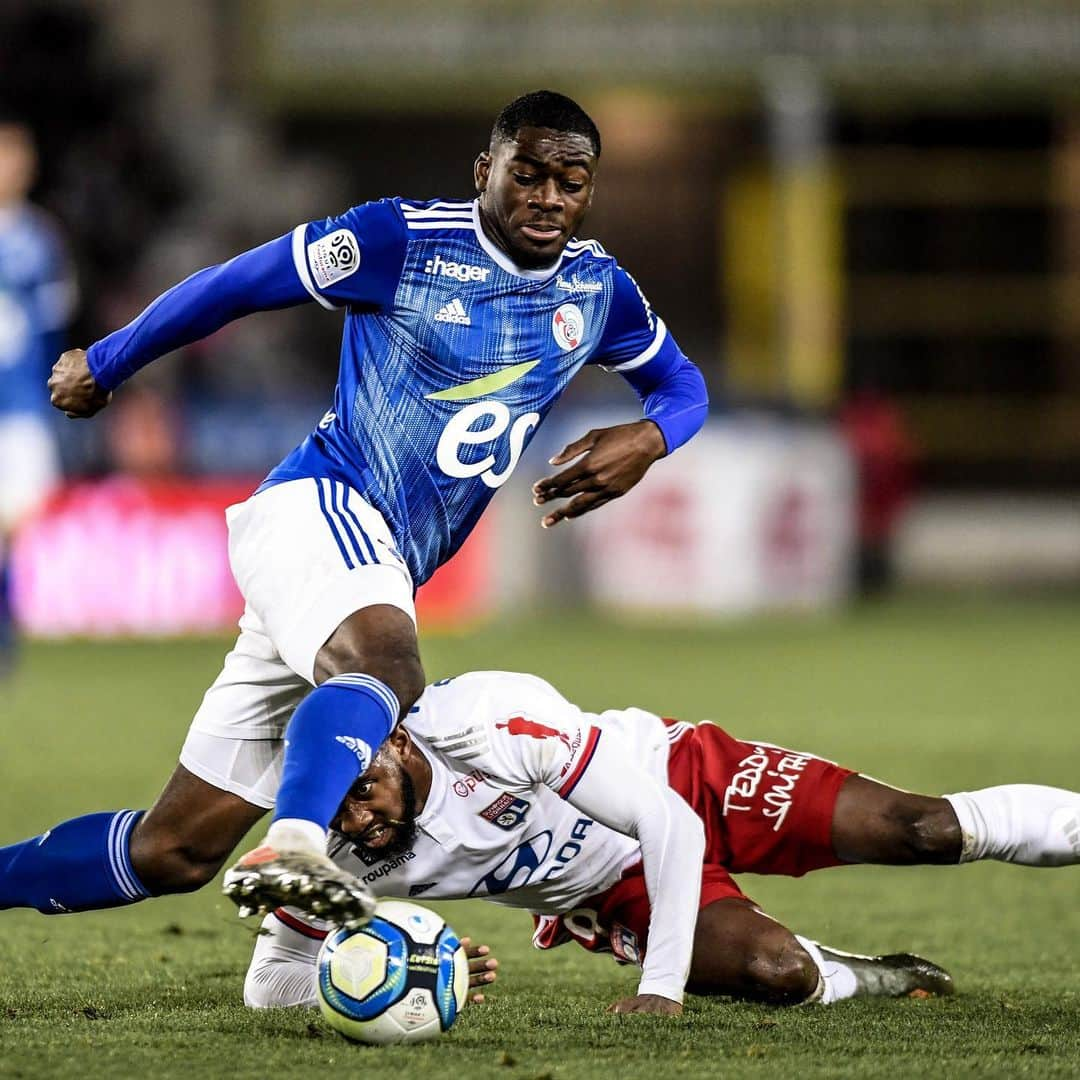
[307,229,360,289]
[480,793,531,831]
[552,303,585,352]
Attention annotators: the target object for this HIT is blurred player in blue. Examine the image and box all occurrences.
[0,113,75,674]
[2,92,708,928]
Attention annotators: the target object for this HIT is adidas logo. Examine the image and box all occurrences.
[334,735,372,770]
[435,298,471,325]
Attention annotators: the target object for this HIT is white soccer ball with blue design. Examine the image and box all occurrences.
[316,899,470,1044]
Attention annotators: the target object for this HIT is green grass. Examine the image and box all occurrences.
[2,595,1080,1078]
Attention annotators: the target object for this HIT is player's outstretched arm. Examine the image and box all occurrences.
[50,200,405,415]
[48,233,314,418]
[528,727,705,1011]
[244,912,498,1009]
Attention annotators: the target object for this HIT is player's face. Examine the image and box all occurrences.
[333,740,420,859]
[475,126,596,269]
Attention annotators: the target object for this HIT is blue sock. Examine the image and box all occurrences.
[274,674,400,831]
[0,810,151,914]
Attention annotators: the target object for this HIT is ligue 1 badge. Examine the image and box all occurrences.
[552,303,585,352]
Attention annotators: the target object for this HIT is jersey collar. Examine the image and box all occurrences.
[471,199,564,282]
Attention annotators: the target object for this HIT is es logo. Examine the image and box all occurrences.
[435,401,539,489]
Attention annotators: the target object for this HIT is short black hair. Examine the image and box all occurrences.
[491,90,601,158]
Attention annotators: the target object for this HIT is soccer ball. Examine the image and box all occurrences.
[316,899,470,1045]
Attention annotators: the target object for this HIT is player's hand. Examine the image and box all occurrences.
[461,937,498,1005]
[606,993,683,1016]
[48,348,112,419]
[532,419,667,528]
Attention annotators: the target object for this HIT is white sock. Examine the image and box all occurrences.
[265,818,327,855]
[944,785,1080,867]
[794,936,859,1004]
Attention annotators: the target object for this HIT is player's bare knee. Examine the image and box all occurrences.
[314,606,425,711]
[342,651,425,715]
[745,939,820,1005]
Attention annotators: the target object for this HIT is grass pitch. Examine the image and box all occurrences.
[2,596,1079,1078]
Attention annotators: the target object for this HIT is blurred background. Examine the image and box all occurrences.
[4,0,1080,638]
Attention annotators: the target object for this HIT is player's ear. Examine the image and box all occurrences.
[474,151,491,193]
[389,725,412,757]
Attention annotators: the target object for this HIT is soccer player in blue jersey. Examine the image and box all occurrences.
[0,114,75,673]
[3,91,707,927]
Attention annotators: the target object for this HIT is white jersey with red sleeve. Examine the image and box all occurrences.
[257,671,704,1006]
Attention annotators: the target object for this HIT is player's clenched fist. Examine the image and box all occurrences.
[48,348,112,418]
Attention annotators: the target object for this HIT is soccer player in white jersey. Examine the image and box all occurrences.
[0,113,75,672]
[4,94,707,928]
[241,670,1080,1015]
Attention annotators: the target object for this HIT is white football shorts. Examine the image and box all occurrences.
[182,478,415,797]
[0,413,61,531]
[180,730,283,809]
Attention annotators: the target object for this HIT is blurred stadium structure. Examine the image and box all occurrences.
[4,0,1080,635]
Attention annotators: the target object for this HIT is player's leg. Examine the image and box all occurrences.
[686,897,953,1005]
[832,774,1080,868]
[0,615,297,914]
[220,479,422,924]
[669,726,953,1002]
[685,898,818,1004]
[129,763,267,894]
[225,604,424,925]
[0,766,266,914]
[267,602,424,850]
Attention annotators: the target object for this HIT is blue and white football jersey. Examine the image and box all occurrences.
[0,205,75,416]
[265,198,682,586]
